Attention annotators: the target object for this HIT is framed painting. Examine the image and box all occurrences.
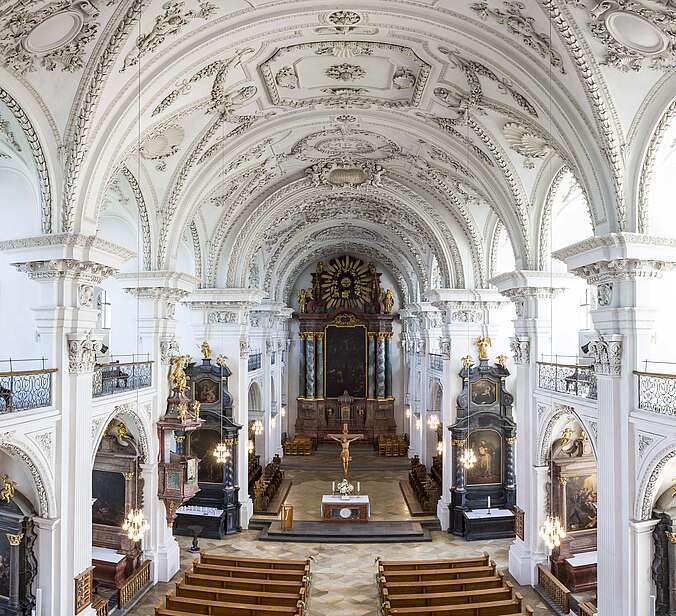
[195,379,219,405]
[325,325,367,398]
[565,473,598,532]
[92,470,126,526]
[470,378,498,407]
[190,429,224,484]
[466,429,503,486]
[0,532,9,599]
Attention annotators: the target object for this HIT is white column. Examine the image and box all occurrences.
[630,519,659,616]
[33,516,58,616]
[262,339,273,465]
[491,271,574,586]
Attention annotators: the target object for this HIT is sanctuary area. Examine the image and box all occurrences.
[1,2,676,616]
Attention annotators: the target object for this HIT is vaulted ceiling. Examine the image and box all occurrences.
[1,0,675,303]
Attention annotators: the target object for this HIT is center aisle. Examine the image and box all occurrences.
[128,533,554,616]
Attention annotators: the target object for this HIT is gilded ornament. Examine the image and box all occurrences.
[0,474,16,502]
[6,532,23,546]
[496,354,508,368]
[200,340,211,359]
[462,355,473,369]
[476,336,492,360]
[169,355,191,395]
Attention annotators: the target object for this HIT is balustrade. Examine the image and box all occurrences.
[578,601,597,616]
[0,358,55,413]
[248,352,262,372]
[118,560,151,609]
[636,363,676,415]
[537,358,597,400]
[537,564,570,614]
[92,354,152,398]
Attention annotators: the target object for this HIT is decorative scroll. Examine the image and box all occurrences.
[636,371,676,416]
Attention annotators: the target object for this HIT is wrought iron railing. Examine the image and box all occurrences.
[248,352,262,372]
[537,564,570,614]
[537,361,597,400]
[429,354,443,371]
[0,358,55,413]
[636,368,676,416]
[118,559,151,609]
[92,355,152,398]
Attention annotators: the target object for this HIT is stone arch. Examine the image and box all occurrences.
[536,404,598,466]
[635,441,676,521]
[91,401,152,466]
[0,438,56,519]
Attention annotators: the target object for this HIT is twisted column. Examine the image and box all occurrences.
[316,332,324,399]
[305,332,315,400]
[376,333,386,399]
[298,333,306,398]
[367,333,377,399]
[384,332,393,398]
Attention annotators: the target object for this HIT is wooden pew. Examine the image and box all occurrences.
[379,555,490,571]
[381,574,505,595]
[184,572,304,595]
[175,582,303,607]
[380,564,497,582]
[199,555,309,571]
[164,594,300,615]
[386,595,529,615]
[384,585,514,608]
[193,563,308,582]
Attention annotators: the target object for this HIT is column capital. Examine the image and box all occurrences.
[159,336,180,365]
[510,336,531,365]
[587,334,623,377]
[67,331,102,374]
[490,271,575,319]
[427,289,506,325]
[439,337,451,360]
[240,338,250,358]
[184,288,266,325]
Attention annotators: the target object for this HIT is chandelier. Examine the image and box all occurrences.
[427,413,440,430]
[280,406,286,417]
[436,441,443,455]
[415,417,421,430]
[252,419,264,435]
[213,441,231,463]
[404,405,411,419]
[460,444,477,470]
[122,507,149,543]
[248,439,255,454]
[540,514,566,550]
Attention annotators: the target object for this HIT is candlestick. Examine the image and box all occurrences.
[357,481,360,493]
[487,496,491,510]
[332,481,335,493]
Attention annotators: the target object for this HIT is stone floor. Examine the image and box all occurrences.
[126,445,554,615]
[127,532,554,616]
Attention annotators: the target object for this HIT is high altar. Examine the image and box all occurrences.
[295,256,397,441]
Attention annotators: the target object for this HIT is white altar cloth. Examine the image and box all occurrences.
[321,495,370,516]
[464,508,514,519]
[92,546,125,564]
[176,505,224,517]
[566,550,598,567]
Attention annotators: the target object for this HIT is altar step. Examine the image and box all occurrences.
[258,520,432,543]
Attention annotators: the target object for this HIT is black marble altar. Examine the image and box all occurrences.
[448,357,516,540]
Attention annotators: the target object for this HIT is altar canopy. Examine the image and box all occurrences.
[295,257,397,441]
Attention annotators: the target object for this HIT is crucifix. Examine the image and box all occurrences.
[327,423,364,479]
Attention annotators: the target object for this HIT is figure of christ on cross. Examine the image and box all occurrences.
[327,423,364,479]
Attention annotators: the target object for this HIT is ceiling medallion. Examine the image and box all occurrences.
[0,1,113,73]
[589,1,676,71]
[306,159,386,189]
[503,122,550,169]
[325,63,366,81]
[140,124,185,172]
[315,11,377,35]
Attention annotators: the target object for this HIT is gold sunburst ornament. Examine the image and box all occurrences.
[320,255,372,309]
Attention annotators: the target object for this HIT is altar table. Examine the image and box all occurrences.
[461,508,515,541]
[92,546,128,589]
[564,550,597,592]
[321,495,370,522]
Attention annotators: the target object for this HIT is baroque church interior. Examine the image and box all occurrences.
[1,1,676,615]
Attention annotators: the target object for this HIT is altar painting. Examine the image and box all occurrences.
[191,429,224,483]
[565,473,598,532]
[92,470,125,526]
[466,429,502,486]
[470,378,498,407]
[325,325,366,398]
[195,379,219,405]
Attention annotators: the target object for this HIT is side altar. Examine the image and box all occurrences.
[295,256,397,442]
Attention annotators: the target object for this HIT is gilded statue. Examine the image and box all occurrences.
[191,400,201,421]
[0,474,16,503]
[201,340,212,359]
[462,354,473,369]
[216,354,227,368]
[298,289,308,313]
[496,354,508,368]
[476,336,492,360]
[327,423,364,479]
[169,354,191,395]
[382,289,394,314]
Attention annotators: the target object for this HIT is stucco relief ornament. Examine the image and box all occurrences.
[597,282,613,307]
[393,67,416,89]
[503,122,550,169]
[239,339,250,358]
[510,337,531,365]
[588,1,676,71]
[121,0,218,71]
[587,335,623,376]
[160,337,180,364]
[275,66,299,89]
[0,0,116,74]
[325,63,366,81]
[207,310,238,324]
[67,331,102,374]
[440,338,452,360]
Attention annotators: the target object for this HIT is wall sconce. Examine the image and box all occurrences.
[404,404,411,419]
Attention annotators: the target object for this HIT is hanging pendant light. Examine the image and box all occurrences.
[213,359,231,464]
[436,441,443,456]
[460,444,477,470]
[540,513,566,549]
[248,439,255,455]
[427,413,440,430]
[123,460,149,543]
[404,404,411,419]
[253,419,264,435]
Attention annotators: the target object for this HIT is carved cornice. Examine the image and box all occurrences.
[570,259,675,285]
[13,259,116,285]
[0,233,136,260]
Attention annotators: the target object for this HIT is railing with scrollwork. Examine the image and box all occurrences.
[248,353,262,372]
[429,354,443,372]
[636,368,676,415]
[0,358,56,413]
[537,360,597,400]
[118,559,151,609]
[92,355,152,398]
[537,564,570,614]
